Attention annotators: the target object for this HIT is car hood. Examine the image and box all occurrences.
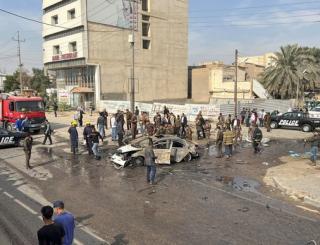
[118,144,142,153]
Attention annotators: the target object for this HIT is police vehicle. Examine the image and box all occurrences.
[0,127,27,147]
[270,112,320,132]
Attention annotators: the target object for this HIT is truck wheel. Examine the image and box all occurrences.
[6,123,14,131]
[302,124,312,132]
[270,121,278,129]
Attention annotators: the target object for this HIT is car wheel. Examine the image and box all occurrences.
[133,157,145,166]
[302,124,312,132]
[183,153,192,162]
[270,121,278,129]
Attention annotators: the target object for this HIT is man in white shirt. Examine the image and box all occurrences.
[110,114,117,141]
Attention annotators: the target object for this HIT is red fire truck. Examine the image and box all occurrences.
[0,94,46,132]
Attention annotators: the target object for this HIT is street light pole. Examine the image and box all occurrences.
[129,0,136,113]
[234,49,238,117]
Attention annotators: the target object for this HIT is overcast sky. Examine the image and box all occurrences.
[0,0,319,73]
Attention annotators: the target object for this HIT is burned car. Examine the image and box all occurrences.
[111,135,199,169]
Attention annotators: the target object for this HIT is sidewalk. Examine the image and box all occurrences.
[264,155,320,208]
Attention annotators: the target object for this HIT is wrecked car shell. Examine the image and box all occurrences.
[111,135,199,169]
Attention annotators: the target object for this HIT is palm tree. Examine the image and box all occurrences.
[260,45,320,99]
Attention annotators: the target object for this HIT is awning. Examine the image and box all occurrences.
[70,87,94,93]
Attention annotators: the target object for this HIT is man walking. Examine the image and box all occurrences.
[135,106,140,117]
[53,201,75,245]
[83,122,93,155]
[23,133,33,169]
[102,109,108,129]
[110,114,117,141]
[42,119,53,145]
[126,109,132,131]
[116,118,124,147]
[77,107,85,127]
[97,112,105,138]
[181,113,187,138]
[68,121,79,154]
[53,101,58,118]
[131,114,138,139]
[38,206,65,245]
[252,124,263,154]
[15,116,23,132]
[22,116,30,133]
[90,126,103,160]
[223,127,234,158]
[305,131,320,165]
[145,138,157,185]
[215,124,224,158]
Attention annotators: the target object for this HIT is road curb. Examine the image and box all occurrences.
[272,177,320,208]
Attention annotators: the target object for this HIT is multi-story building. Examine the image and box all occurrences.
[42,0,188,108]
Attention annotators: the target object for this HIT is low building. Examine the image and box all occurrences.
[238,52,276,68]
[0,73,6,92]
[189,62,251,103]
[42,0,188,108]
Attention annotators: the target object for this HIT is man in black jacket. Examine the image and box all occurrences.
[83,122,93,155]
[42,119,53,145]
[90,126,103,160]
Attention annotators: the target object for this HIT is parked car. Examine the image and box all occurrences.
[0,127,27,148]
[270,112,320,132]
[111,135,199,169]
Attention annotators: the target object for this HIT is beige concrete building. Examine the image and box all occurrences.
[190,62,253,103]
[43,0,188,107]
[238,52,276,68]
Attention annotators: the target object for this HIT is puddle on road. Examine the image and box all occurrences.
[216,176,260,193]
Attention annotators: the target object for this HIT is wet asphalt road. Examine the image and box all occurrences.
[0,160,109,245]
[0,129,320,244]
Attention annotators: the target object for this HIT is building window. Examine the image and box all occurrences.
[53,45,60,55]
[142,0,149,12]
[142,39,151,50]
[69,42,77,52]
[142,23,150,37]
[68,9,76,19]
[142,14,150,21]
[51,15,58,25]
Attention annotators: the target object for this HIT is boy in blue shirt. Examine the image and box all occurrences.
[53,200,75,245]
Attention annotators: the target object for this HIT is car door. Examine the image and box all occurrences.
[153,139,171,165]
[0,128,15,146]
[278,113,299,129]
[171,140,189,163]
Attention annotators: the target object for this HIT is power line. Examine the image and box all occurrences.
[190,0,320,13]
[189,19,320,28]
[189,12,320,24]
[189,8,320,19]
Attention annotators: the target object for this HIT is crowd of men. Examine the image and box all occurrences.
[214,108,267,159]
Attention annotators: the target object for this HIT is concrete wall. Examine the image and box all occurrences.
[190,67,210,103]
[87,0,188,102]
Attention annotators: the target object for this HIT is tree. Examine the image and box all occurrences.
[4,71,20,92]
[260,44,320,99]
[30,68,51,97]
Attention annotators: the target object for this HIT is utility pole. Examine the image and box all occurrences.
[12,31,25,94]
[234,49,238,117]
[129,0,136,113]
